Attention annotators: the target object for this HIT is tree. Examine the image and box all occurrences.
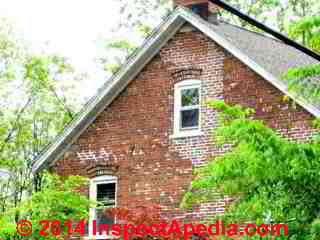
[0,173,90,240]
[183,100,320,239]
[97,0,172,76]
[0,53,82,213]
[0,17,85,217]
[283,8,320,103]
[116,0,172,31]
[221,0,282,30]
[287,0,320,45]
[99,39,138,74]
[222,0,320,33]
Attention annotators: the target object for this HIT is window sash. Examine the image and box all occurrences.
[89,176,117,239]
[179,89,200,130]
[173,80,201,136]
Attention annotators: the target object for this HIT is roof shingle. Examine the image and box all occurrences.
[208,21,318,79]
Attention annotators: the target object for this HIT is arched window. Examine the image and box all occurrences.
[89,175,117,238]
[172,80,202,138]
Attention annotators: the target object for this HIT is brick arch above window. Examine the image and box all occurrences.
[86,161,119,178]
[171,68,203,82]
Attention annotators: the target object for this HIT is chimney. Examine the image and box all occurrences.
[174,0,219,21]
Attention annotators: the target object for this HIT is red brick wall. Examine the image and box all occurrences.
[223,53,317,140]
[52,25,318,224]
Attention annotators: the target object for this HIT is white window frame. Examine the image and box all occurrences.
[171,80,203,138]
[88,175,117,240]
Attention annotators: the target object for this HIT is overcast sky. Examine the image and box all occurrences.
[0,0,123,97]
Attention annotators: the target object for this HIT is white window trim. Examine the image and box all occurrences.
[171,80,203,139]
[88,175,117,240]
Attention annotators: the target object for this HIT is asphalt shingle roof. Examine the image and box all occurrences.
[208,21,319,79]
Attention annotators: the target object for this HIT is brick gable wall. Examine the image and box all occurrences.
[224,53,317,140]
[52,25,318,223]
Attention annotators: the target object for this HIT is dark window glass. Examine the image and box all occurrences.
[96,183,116,225]
[181,109,199,129]
[97,183,116,206]
[181,88,199,106]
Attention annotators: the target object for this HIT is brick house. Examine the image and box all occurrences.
[33,0,319,238]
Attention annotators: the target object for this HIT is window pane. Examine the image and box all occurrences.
[97,183,116,207]
[181,109,199,129]
[181,88,199,106]
[96,183,116,228]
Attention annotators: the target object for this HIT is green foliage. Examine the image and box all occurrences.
[104,63,121,74]
[310,219,320,240]
[0,173,90,240]
[137,24,153,37]
[283,6,320,102]
[0,18,26,82]
[99,39,137,75]
[0,53,77,213]
[184,100,320,239]
[221,0,282,30]
[107,40,137,54]
[313,118,320,129]
[285,64,320,81]
[0,16,85,224]
[282,64,320,102]
[221,0,320,33]
[207,100,255,120]
[289,16,320,50]
[98,0,171,76]
[116,0,171,30]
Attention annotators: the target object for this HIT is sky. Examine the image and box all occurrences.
[0,0,123,97]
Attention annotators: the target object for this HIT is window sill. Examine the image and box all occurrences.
[170,131,204,139]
